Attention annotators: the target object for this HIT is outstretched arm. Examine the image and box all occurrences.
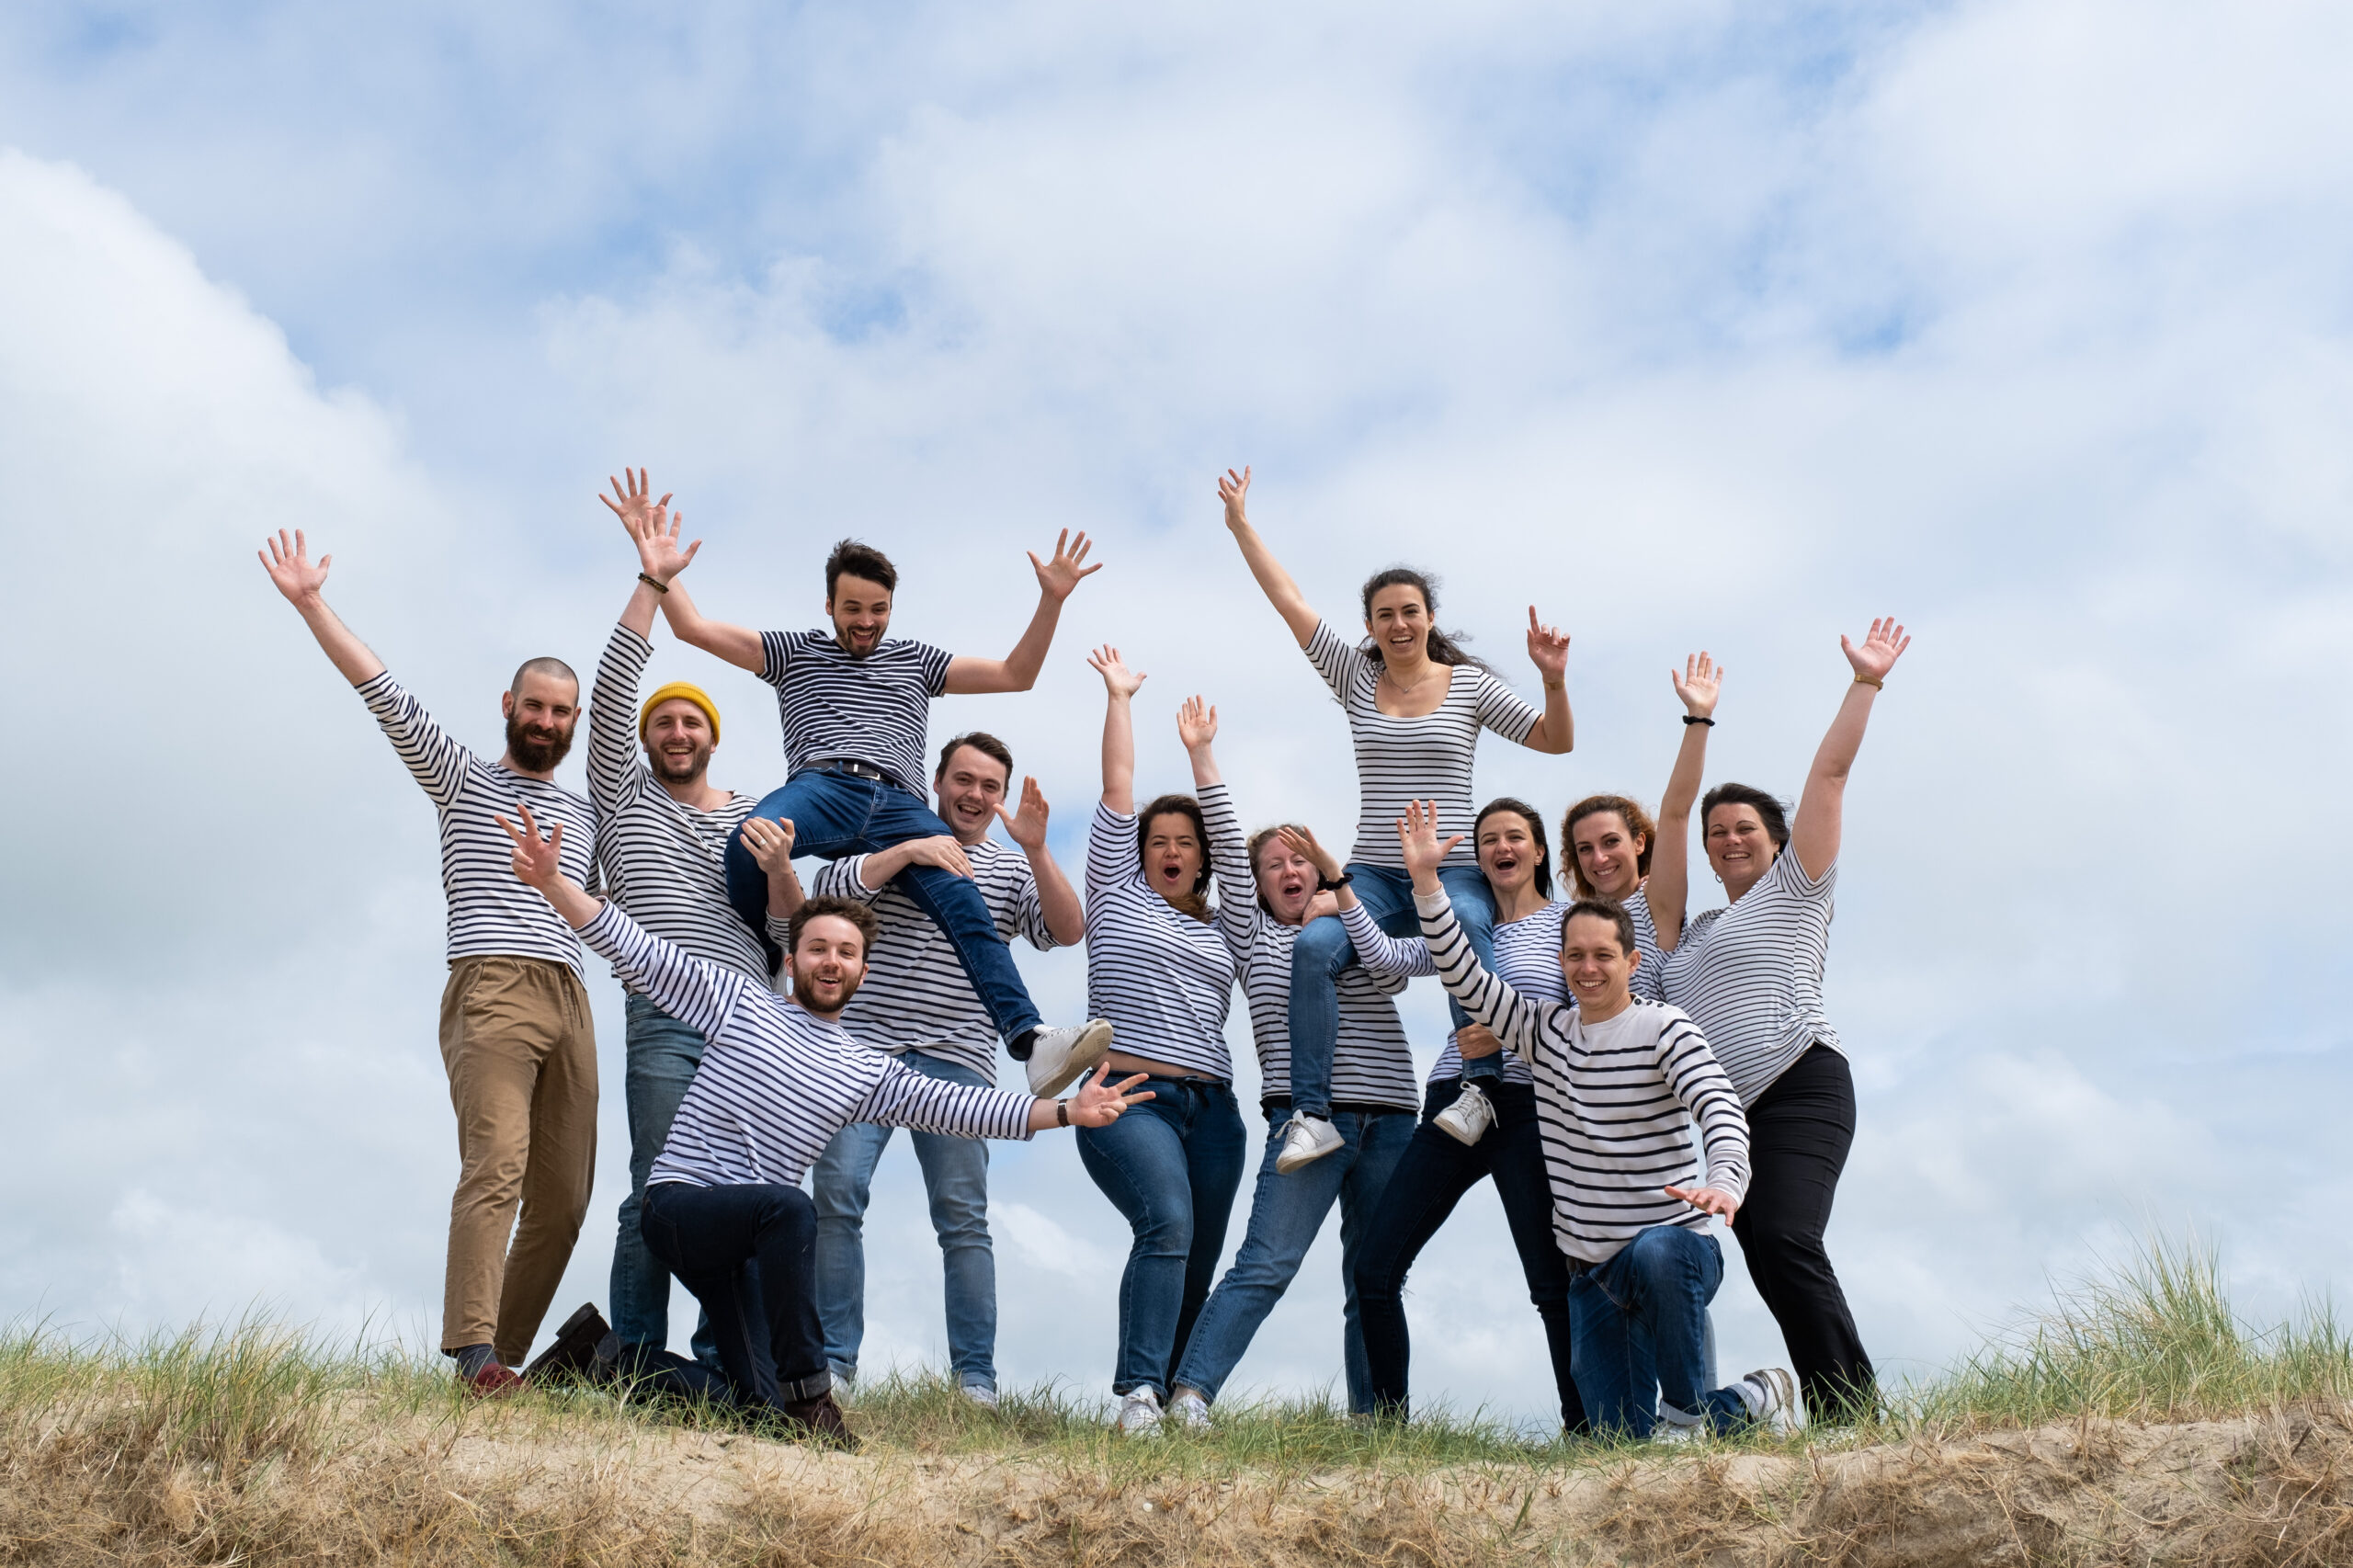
[608,487,763,675]
[945,530,1101,694]
[997,777,1085,947]
[1520,608,1575,754]
[600,469,676,641]
[1089,645,1145,814]
[1645,652,1721,951]
[1218,467,1320,648]
[1790,618,1910,881]
[258,531,386,686]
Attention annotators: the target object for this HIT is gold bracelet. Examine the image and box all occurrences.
[1853,674,1883,689]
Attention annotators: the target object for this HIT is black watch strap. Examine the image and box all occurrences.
[1317,871,1354,891]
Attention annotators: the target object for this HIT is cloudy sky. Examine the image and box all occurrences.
[3,1,2348,1422]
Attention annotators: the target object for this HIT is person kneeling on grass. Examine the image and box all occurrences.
[495,803,1152,1448]
[1398,799,1802,1440]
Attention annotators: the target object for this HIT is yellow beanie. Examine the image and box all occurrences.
[640,682,722,744]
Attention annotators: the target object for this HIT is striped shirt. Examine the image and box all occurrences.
[358,673,597,977]
[1304,619,1542,869]
[586,624,769,988]
[1657,850,1841,1105]
[1085,800,1237,1079]
[1416,888,1750,1267]
[759,629,951,791]
[1199,786,1419,1111]
[569,902,1036,1189]
[812,837,1063,1082]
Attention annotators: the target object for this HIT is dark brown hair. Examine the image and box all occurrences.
[936,731,1014,784]
[1562,794,1658,899]
[787,895,881,958]
[825,539,899,597]
[1139,792,1213,918]
[1699,783,1790,852]
[1560,897,1637,958]
[1473,796,1552,900]
[1357,566,1487,670]
[1245,823,1313,915]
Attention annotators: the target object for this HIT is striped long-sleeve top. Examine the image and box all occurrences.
[812,836,1063,1082]
[1415,886,1750,1267]
[1084,799,1237,1079]
[358,673,597,976]
[571,902,1036,1189]
[1199,785,1420,1111]
[586,623,769,988]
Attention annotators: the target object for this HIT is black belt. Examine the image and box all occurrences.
[805,757,911,791]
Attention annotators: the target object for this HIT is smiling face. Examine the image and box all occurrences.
[934,744,1010,841]
[1253,835,1320,926]
[1477,810,1545,900]
[501,670,581,772]
[1364,583,1433,668]
[787,915,870,1017]
[1557,912,1640,1019]
[826,572,894,656]
[1704,801,1779,895]
[642,697,715,785]
[1571,810,1647,902]
[1143,811,1206,906]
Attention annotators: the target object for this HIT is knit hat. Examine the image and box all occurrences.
[639,682,721,744]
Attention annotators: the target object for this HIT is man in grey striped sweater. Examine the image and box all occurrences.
[1399,801,1802,1440]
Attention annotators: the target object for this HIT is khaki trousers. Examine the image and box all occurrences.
[438,956,598,1364]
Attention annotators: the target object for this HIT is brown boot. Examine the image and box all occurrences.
[779,1392,859,1451]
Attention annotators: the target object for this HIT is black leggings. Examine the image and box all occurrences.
[1350,1079,1586,1431]
[1731,1044,1875,1420]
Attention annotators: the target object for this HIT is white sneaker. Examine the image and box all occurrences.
[1275,1113,1345,1174]
[1653,1418,1705,1446]
[1432,1082,1495,1146]
[1025,1021,1115,1096]
[1737,1368,1804,1437]
[1166,1388,1212,1432]
[960,1381,1000,1411]
[1114,1387,1164,1437]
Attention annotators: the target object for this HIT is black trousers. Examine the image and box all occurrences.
[1351,1079,1586,1431]
[641,1180,830,1412]
[1730,1044,1875,1420]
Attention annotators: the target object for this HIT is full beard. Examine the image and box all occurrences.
[651,744,712,785]
[506,712,575,772]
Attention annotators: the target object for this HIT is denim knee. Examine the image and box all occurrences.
[1294,915,1354,977]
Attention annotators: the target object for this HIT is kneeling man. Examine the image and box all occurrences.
[1400,801,1801,1439]
[497,804,1149,1445]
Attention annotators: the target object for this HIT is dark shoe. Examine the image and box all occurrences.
[779,1392,859,1450]
[462,1361,524,1400]
[522,1302,612,1385]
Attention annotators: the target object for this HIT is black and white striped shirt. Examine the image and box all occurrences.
[1304,619,1542,869]
[1657,850,1841,1105]
[1416,888,1750,1267]
[568,902,1036,1189]
[1199,786,1419,1111]
[1085,800,1237,1079]
[358,673,597,977]
[587,624,769,988]
[812,837,1063,1082]
[759,629,951,791]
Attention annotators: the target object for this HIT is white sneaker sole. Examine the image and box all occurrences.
[1028,1020,1114,1096]
[1275,1132,1343,1174]
[1432,1111,1489,1147]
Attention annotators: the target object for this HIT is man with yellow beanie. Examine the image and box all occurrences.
[587,471,807,1369]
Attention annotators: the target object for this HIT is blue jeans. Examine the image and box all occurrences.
[723,770,1043,1043]
[810,1051,996,1390]
[1567,1225,1753,1437]
[1074,1077,1248,1399]
[1289,864,1500,1118]
[1172,1105,1414,1412]
[611,995,720,1365]
[640,1181,829,1411]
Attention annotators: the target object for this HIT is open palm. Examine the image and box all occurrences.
[1671,652,1722,718]
[1087,644,1146,699]
[258,529,331,604]
[1029,529,1102,601]
[1842,618,1911,682]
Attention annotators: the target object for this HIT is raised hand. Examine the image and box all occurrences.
[599,468,671,542]
[1395,800,1464,883]
[1665,1184,1740,1223]
[1841,617,1911,683]
[1087,644,1146,699]
[905,835,976,881]
[1277,824,1344,883]
[1176,694,1218,752]
[1671,651,1722,719]
[997,776,1051,850]
[1029,529,1102,602]
[1217,465,1253,531]
[1063,1062,1157,1128]
[494,801,566,891]
[1526,607,1571,681]
[741,816,797,877]
[258,528,331,605]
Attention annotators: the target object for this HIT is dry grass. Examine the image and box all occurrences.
[6,1244,2353,1565]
